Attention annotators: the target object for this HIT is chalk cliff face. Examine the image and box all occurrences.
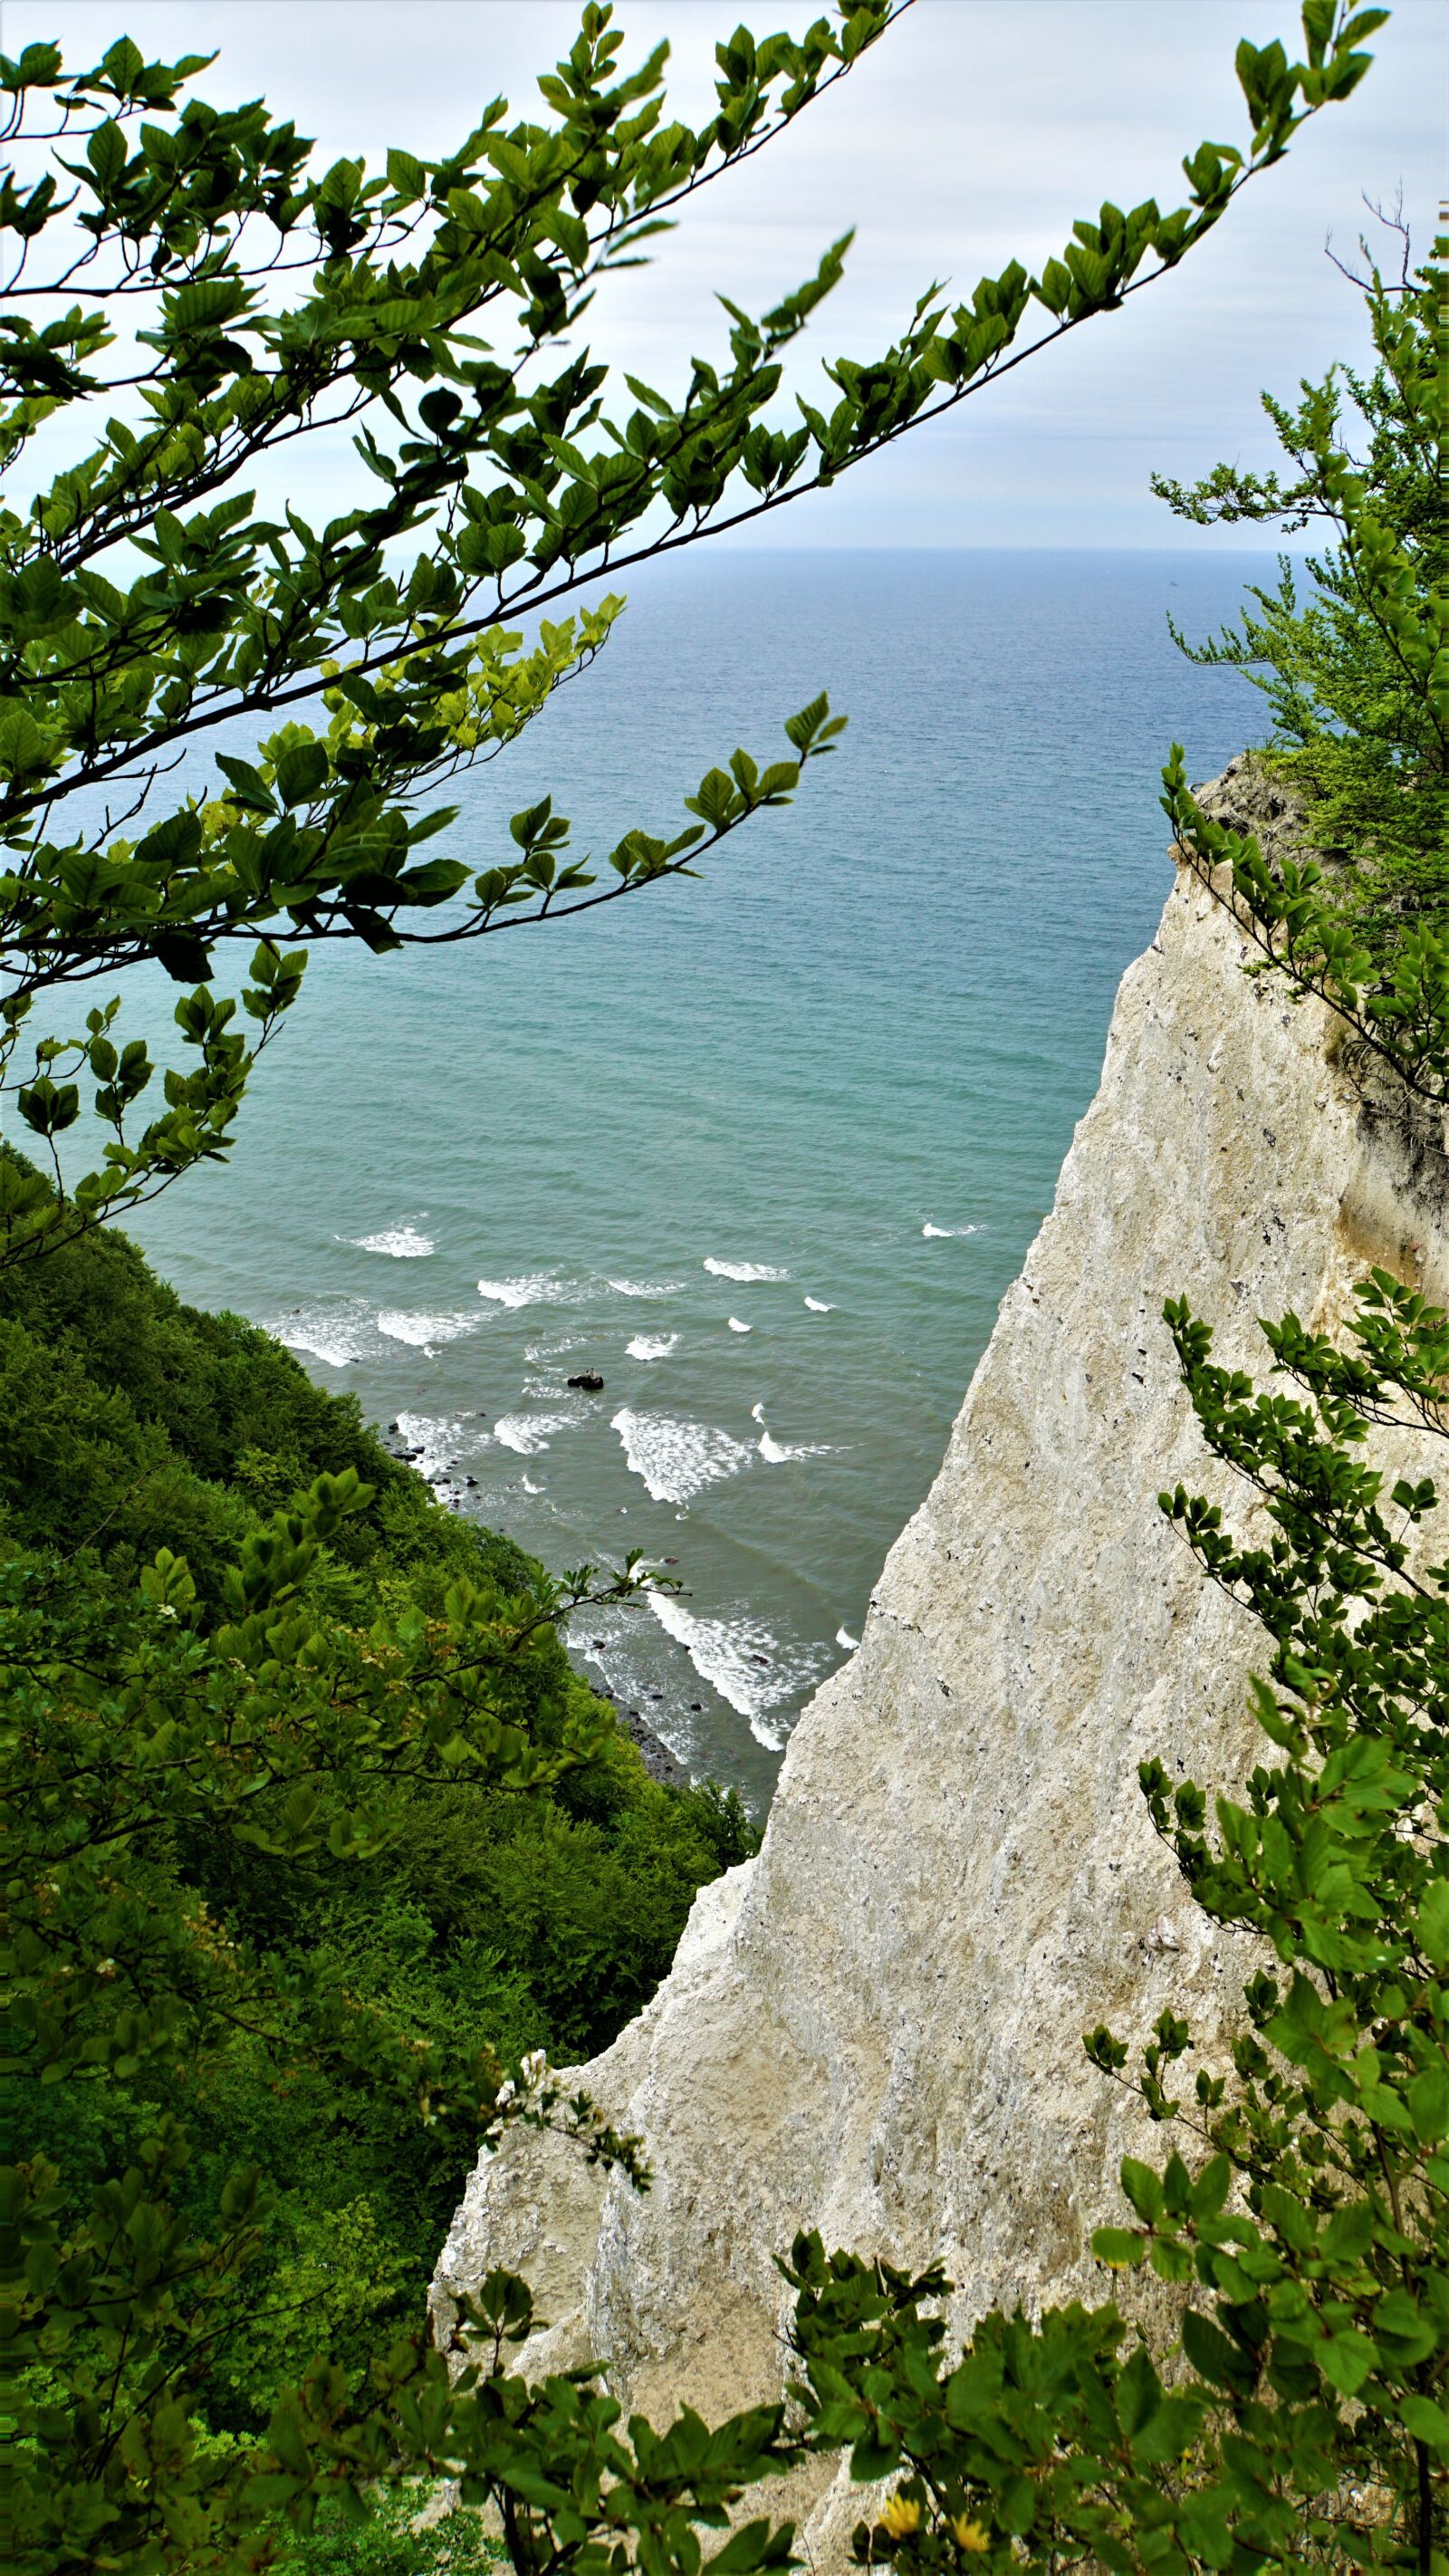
[433,813,1449,2559]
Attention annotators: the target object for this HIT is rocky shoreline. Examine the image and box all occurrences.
[568,1667,691,1790]
[375,1418,692,1791]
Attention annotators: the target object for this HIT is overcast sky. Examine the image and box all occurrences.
[5,0,1443,546]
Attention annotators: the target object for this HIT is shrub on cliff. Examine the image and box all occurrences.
[1156,218,1444,931]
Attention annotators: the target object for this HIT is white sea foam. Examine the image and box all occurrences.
[751,1400,836,1466]
[922,1222,982,1239]
[611,1408,752,1505]
[704,1257,790,1283]
[394,1408,479,1485]
[836,1625,859,1650]
[522,1475,543,1495]
[494,1409,578,1456]
[352,1223,434,1259]
[803,1295,835,1312]
[627,1332,678,1361]
[275,1301,375,1368]
[377,1309,480,1350]
[607,1276,686,1299]
[645,1592,827,1748]
[477,1272,574,1310]
[757,1429,836,1465]
[727,1316,752,1334]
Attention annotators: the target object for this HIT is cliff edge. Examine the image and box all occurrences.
[433,817,1449,2560]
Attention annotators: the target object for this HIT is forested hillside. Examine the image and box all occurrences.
[8,1194,754,2434]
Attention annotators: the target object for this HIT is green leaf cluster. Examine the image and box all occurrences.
[1155,219,1444,939]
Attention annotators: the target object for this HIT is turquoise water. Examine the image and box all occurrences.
[116,548,1271,1805]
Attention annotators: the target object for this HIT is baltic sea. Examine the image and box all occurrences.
[120,545,1277,1804]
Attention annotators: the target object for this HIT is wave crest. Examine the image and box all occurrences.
[378,1309,480,1350]
[646,1592,827,1747]
[477,1272,574,1310]
[627,1332,678,1361]
[611,1407,751,1504]
[352,1223,434,1258]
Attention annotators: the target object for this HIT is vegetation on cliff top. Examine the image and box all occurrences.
[1168,214,1449,984]
[1159,213,1444,951]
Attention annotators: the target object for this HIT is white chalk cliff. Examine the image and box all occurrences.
[433,791,1449,2562]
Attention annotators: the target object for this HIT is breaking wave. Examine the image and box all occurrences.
[646,1591,826,1748]
[477,1272,575,1309]
[611,1408,752,1505]
[627,1332,678,1361]
[274,1300,375,1369]
[757,1428,838,1465]
[494,1409,579,1455]
[752,1399,837,1466]
[393,1408,480,1485]
[377,1309,481,1350]
[703,1257,790,1283]
[351,1223,434,1258]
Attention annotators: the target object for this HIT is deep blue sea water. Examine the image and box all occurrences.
[112,547,1274,1805]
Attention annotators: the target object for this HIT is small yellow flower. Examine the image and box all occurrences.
[879,2493,923,2540]
[950,2515,990,2554]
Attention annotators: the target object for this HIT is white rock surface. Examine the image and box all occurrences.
[433,841,1449,2561]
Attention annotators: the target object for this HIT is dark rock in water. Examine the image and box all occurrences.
[748,1652,771,1668]
[690,1702,703,1713]
[465,1475,478,1488]
[591,1639,607,1649]
[567,1370,605,1392]
[388,1419,399,1434]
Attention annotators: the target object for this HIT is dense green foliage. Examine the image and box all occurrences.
[5,6,1402,2574]
[0,1177,485,1600]
[1156,222,1444,928]
[6,1190,756,2549]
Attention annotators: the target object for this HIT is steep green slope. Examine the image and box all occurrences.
[5,1203,755,2428]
